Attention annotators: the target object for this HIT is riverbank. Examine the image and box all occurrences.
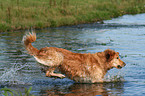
[0,0,145,32]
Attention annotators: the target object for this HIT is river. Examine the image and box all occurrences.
[0,13,145,96]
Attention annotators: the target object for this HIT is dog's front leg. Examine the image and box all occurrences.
[46,67,65,79]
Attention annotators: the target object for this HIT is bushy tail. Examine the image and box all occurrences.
[22,32,39,55]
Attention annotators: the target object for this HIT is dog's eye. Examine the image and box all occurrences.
[117,57,119,59]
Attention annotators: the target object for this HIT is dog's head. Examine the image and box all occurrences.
[104,49,126,69]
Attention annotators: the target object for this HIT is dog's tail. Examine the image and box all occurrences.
[22,32,39,55]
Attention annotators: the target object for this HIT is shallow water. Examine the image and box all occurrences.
[0,13,145,96]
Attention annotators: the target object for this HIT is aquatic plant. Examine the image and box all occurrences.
[0,87,34,96]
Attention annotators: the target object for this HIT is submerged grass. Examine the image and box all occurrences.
[0,87,34,96]
[0,0,145,32]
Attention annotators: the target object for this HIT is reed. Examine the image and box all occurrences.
[0,0,145,32]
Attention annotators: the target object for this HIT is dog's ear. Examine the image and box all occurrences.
[104,49,115,61]
[106,53,110,60]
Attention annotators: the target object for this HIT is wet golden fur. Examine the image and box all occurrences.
[23,32,126,83]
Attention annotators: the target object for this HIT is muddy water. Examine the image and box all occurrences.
[0,13,145,96]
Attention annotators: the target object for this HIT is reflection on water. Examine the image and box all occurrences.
[35,82,124,96]
[0,13,145,95]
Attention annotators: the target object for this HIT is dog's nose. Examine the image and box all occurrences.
[123,62,126,66]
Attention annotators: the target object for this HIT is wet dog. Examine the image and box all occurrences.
[23,32,126,83]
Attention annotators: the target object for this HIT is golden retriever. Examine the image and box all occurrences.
[23,32,126,83]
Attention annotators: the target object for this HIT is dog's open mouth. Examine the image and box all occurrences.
[117,65,122,69]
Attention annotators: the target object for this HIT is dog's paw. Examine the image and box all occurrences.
[46,73,66,79]
[55,74,66,79]
[59,74,66,79]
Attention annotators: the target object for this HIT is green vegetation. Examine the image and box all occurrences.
[0,0,145,32]
[0,87,34,96]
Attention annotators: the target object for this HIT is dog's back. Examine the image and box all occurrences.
[50,47,105,83]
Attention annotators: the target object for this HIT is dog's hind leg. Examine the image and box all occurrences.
[45,67,65,79]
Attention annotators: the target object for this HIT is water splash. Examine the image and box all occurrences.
[0,62,31,86]
[104,70,125,83]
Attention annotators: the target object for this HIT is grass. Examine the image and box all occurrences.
[0,0,145,32]
[0,87,34,96]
